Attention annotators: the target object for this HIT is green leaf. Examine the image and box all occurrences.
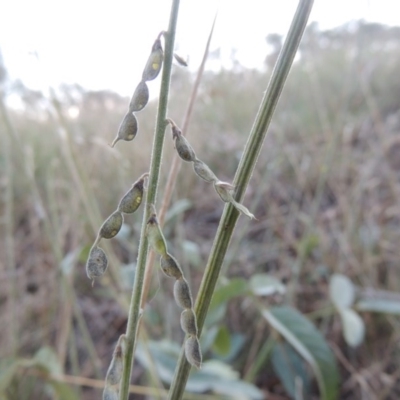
[338,308,365,347]
[355,298,400,315]
[298,233,319,257]
[329,274,355,309]
[182,240,202,268]
[33,347,63,375]
[271,341,311,399]
[0,359,18,392]
[249,274,285,296]
[210,278,248,311]
[262,306,339,400]
[136,340,263,399]
[120,263,136,290]
[164,199,192,224]
[212,325,231,356]
[48,381,80,400]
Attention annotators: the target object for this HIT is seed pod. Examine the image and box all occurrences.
[175,135,196,162]
[86,246,108,281]
[103,386,118,400]
[99,211,124,239]
[111,112,138,147]
[129,80,149,112]
[105,344,123,385]
[160,253,183,279]
[146,210,168,256]
[214,181,256,220]
[118,174,148,214]
[193,159,218,183]
[185,335,202,369]
[142,38,163,81]
[174,278,193,309]
[180,309,198,336]
[167,119,196,162]
[174,52,188,67]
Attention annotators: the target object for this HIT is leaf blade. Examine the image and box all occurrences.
[261,306,339,400]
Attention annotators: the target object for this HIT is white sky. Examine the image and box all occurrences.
[1,0,399,96]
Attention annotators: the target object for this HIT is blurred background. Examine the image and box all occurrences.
[1,1,400,399]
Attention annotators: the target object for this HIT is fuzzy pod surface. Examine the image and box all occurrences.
[102,386,119,400]
[105,346,123,385]
[160,253,183,279]
[180,309,198,336]
[185,335,202,369]
[193,159,218,183]
[129,80,149,112]
[146,213,168,256]
[86,246,108,280]
[111,112,138,147]
[174,134,196,162]
[99,211,124,239]
[142,38,163,81]
[118,179,145,214]
[174,278,193,309]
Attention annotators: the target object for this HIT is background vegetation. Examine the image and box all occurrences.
[1,20,400,399]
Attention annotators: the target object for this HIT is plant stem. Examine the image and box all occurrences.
[119,1,180,398]
[0,94,18,356]
[167,1,314,398]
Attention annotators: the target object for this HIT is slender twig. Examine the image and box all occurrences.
[167,1,314,398]
[119,1,180,398]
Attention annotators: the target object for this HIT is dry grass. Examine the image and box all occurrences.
[1,21,400,399]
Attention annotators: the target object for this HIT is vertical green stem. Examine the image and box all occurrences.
[119,1,180,398]
[167,1,314,398]
[0,95,18,356]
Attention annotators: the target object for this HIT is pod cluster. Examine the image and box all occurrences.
[166,119,256,219]
[102,334,125,400]
[146,205,202,368]
[111,32,165,148]
[86,173,148,285]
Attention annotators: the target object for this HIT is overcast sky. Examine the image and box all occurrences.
[1,0,399,96]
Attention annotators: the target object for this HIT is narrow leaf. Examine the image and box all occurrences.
[355,298,400,315]
[262,306,339,400]
[271,341,311,399]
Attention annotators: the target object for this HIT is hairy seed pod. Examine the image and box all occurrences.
[185,335,202,369]
[174,278,193,309]
[160,253,183,279]
[175,134,196,162]
[193,159,218,183]
[118,174,148,214]
[146,212,168,256]
[129,80,149,112]
[142,38,163,81]
[99,211,123,239]
[111,112,138,147]
[180,309,198,336]
[167,119,196,162]
[103,386,119,400]
[105,344,123,385]
[86,246,108,280]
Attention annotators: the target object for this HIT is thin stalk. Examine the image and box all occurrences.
[167,1,314,398]
[0,94,18,356]
[119,1,180,398]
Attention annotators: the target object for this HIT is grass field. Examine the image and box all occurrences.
[1,20,400,399]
